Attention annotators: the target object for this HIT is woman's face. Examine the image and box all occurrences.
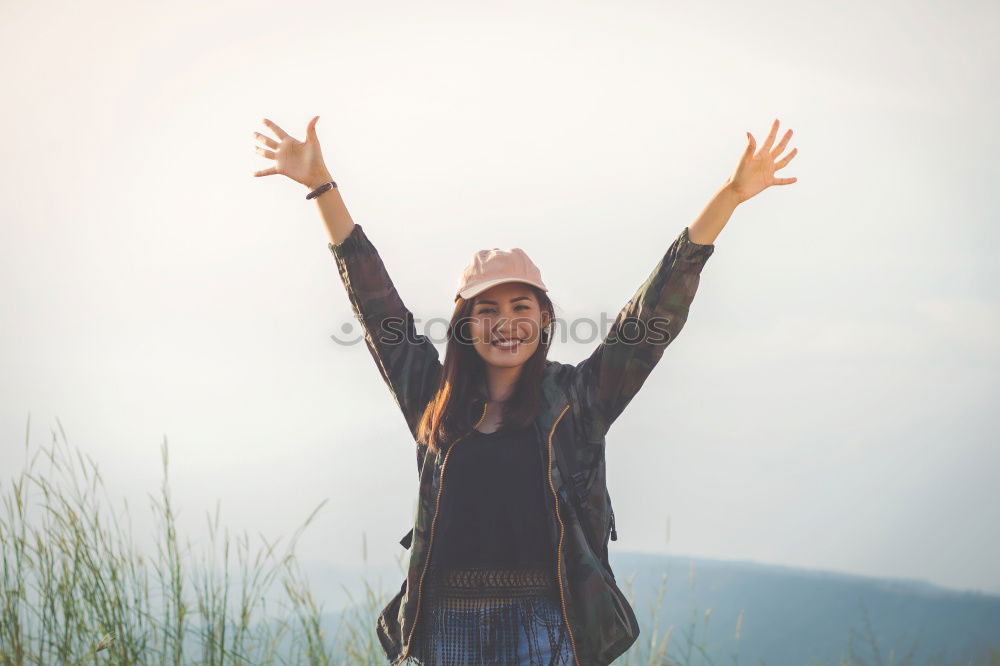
[468,282,549,369]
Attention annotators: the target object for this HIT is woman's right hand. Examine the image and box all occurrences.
[252,116,332,189]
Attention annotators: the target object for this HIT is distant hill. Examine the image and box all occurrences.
[297,551,1000,665]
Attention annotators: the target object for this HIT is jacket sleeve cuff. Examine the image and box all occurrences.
[327,223,369,257]
[677,226,716,263]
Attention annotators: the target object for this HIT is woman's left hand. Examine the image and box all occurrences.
[726,118,798,204]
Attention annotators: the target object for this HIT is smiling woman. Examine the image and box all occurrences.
[252,114,797,665]
[418,255,555,448]
[404,256,572,665]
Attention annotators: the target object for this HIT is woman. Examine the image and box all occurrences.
[253,117,797,666]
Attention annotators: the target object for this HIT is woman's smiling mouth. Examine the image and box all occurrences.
[491,337,524,350]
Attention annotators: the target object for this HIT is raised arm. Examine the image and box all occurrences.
[327,224,443,440]
[253,116,443,440]
[572,221,716,434]
[573,119,799,433]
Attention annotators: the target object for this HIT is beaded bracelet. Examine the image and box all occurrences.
[306,180,338,200]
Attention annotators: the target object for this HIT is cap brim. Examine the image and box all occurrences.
[457,278,548,301]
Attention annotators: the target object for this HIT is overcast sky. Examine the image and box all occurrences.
[1,0,998,597]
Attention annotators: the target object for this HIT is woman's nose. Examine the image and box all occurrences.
[492,319,520,334]
[494,320,531,337]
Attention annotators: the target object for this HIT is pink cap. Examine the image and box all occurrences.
[455,246,548,301]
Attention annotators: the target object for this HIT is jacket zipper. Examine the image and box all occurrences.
[547,402,581,666]
[397,400,489,664]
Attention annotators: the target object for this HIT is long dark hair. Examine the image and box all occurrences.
[416,285,555,456]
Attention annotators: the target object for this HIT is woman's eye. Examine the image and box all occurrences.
[476,304,530,314]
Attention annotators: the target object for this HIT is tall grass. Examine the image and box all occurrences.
[1,418,997,665]
[1,417,331,665]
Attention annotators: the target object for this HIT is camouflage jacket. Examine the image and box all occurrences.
[328,222,715,665]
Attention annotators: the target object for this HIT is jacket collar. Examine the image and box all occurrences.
[458,361,569,441]
[536,360,570,437]
[470,360,569,429]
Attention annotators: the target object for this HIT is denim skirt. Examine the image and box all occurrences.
[400,565,575,666]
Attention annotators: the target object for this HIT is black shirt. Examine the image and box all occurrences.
[433,422,554,570]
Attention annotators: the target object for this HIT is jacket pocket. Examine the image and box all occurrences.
[605,573,639,643]
[377,578,407,662]
[600,509,614,577]
[589,566,640,665]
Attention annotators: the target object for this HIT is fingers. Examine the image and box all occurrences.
[770,129,793,159]
[252,127,278,177]
[306,115,319,141]
[774,147,798,170]
[760,118,780,153]
[262,118,290,141]
[254,131,278,150]
[774,177,797,185]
